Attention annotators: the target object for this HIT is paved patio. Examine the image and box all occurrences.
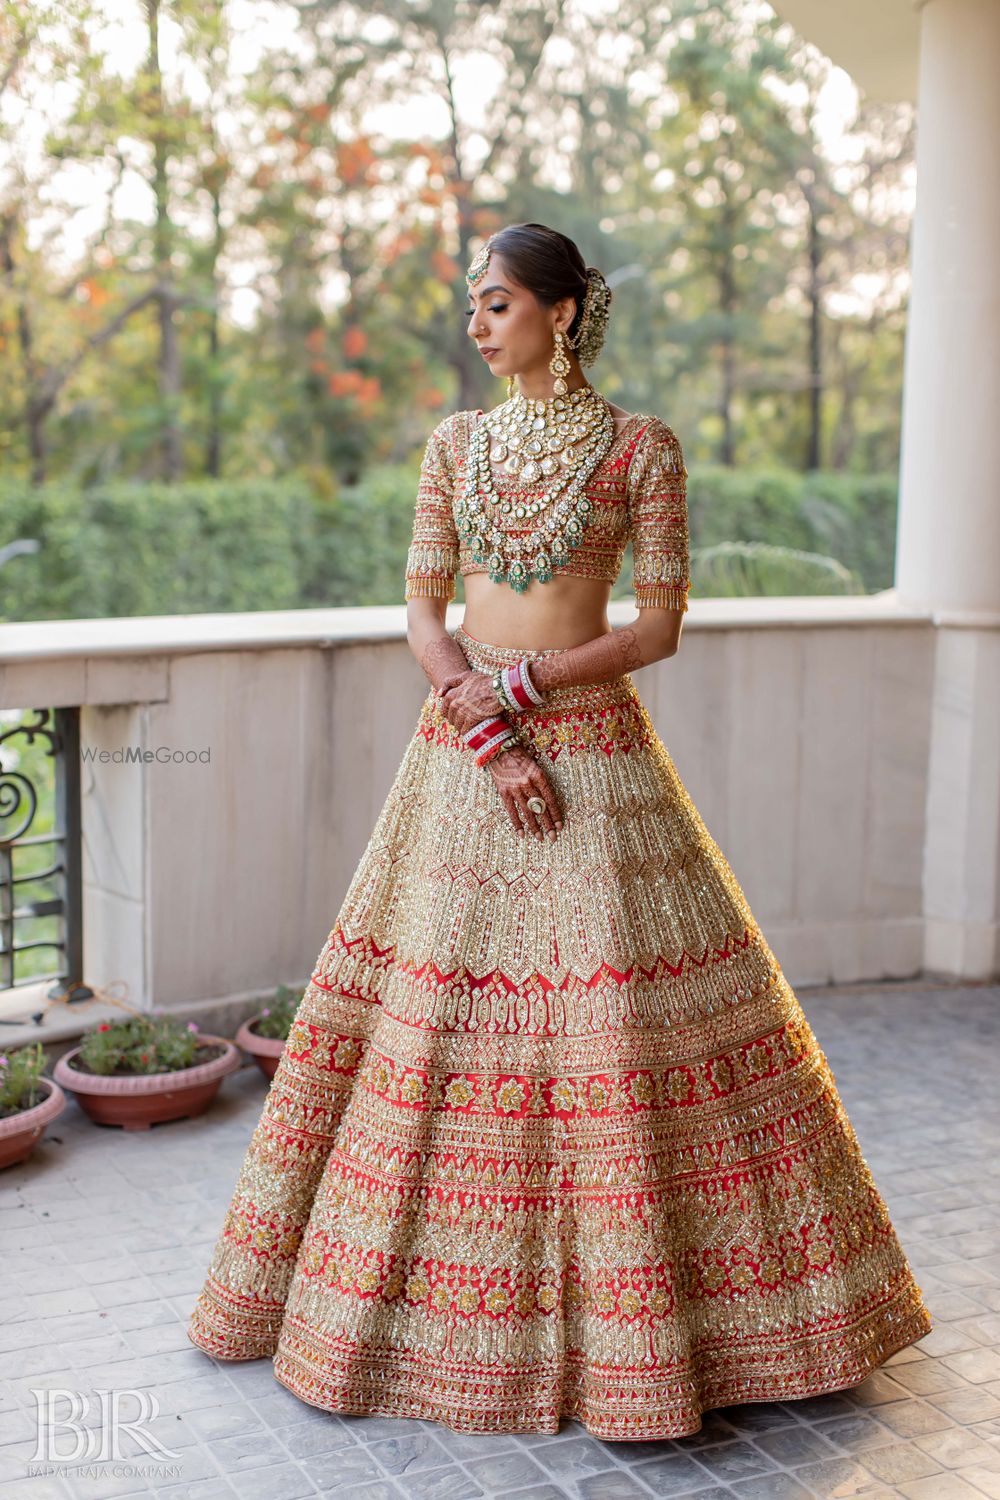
[2,979,999,1500]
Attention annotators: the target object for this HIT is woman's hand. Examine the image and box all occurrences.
[434,671,562,840]
[434,669,502,736]
[488,745,563,841]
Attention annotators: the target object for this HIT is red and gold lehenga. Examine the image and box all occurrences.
[187,407,932,1440]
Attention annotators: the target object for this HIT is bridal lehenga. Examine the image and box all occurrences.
[188,613,933,1439]
[190,402,931,1436]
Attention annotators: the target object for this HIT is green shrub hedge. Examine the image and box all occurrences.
[0,462,898,622]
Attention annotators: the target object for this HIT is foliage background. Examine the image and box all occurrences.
[0,0,916,615]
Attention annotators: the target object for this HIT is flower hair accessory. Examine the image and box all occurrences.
[568,267,612,367]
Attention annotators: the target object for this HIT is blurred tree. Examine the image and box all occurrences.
[0,1,165,481]
[0,0,916,503]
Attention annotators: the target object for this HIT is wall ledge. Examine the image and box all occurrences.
[0,589,937,671]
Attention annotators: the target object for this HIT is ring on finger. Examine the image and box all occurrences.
[526,796,546,816]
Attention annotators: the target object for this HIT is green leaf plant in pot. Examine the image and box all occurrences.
[53,1013,241,1131]
[0,1042,67,1170]
[235,984,303,1080]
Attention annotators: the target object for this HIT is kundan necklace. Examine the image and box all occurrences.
[454,382,617,593]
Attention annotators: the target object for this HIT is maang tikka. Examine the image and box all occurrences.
[466,236,496,289]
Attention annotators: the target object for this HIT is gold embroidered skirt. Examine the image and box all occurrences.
[187,621,932,1440]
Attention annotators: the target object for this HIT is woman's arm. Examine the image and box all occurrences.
[403,414,477,693]
[527,608,681,695]
[406,597,473,692]
[527,415,691,693]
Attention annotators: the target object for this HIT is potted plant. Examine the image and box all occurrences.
[0,1042,67,1169]
[53,1014,241,1130]
[235,984,303,1079]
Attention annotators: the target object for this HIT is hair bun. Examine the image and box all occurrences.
[570,267,612,367]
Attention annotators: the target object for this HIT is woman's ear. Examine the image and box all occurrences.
[554,295,577,336]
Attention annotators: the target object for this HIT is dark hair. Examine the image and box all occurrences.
[487,222,590,342]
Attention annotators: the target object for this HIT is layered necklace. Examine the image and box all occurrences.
[454,382,617,593]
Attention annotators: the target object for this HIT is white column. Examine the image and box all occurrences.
[895,0,1000,979]
[895,0,1000,616]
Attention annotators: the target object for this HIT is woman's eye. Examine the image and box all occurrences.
[463,305,508,317]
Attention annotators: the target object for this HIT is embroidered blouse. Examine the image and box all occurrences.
[403,408,690,611]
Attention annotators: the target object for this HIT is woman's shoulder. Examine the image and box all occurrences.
[426,409,483,449]
[433,407,483,432]
[627,413,686,470]
[629,411,681,441]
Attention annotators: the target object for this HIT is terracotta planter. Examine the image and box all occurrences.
[0,1076,67,1169]
[236,1017,286,1080]
[53,1034,241,1131]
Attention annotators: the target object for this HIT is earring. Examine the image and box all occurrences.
[549,328,571,396]
[506,375,516,399]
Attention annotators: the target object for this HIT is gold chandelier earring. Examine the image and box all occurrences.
[506,374,516,399]
[549,328,571,396]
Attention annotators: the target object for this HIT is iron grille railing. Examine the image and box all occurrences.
[0,707,83,992]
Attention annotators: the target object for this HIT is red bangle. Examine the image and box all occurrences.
[501,658,545,711]
[476,736,515,768]
[463,716,511,753]
[505,662,534,711]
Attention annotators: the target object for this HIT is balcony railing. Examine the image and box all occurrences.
[0,707,83,993]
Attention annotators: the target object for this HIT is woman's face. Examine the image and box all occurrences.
[464,252,575,381]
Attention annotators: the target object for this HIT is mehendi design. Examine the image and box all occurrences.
[486,744,562,840]
[418,635,473,694]
[530,624,650,695]
[436,669,505,737]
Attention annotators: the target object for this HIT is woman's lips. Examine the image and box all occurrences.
[480,348,500,360]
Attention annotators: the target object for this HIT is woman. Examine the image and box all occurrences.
[188,221,932,1440]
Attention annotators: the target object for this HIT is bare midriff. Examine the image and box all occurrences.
[461,572,614,651]
[459,406,632,652]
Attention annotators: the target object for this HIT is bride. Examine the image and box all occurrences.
[188,220,932,1440]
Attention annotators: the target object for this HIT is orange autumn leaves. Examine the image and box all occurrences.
[328,326,378,405]
[304,323,444,411]
[304,326,380,408]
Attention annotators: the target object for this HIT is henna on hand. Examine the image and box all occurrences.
[530,622,654,695]
[487,745,563,841]
[436,671,503,735]
[409,617,509,736]
[419,633,472,691]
